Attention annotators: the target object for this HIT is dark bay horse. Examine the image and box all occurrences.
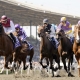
[57,29,74,77]
[13,40,34,70]
[38,25,60,76]
[73,25,80,77]
[0,23,14,69]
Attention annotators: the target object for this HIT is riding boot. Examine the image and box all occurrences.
[10,33,16,43]
[52,41,56,49]
[51,37,56,49]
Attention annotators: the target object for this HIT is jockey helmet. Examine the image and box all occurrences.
[1,15,7,22]
[78,20,80,26]
[60,17,66,22]
[15,24,20,29]
[43,18,48,24]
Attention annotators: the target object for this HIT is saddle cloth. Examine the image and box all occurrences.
[15,37,21,48]
[27,42,33,50]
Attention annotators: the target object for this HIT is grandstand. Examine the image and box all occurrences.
[0,0,80,26]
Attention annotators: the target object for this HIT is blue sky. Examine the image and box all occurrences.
[17,0,80,17]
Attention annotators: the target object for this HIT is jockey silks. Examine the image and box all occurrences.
[44,24,56,38]
[17,29,27,41]
[44,24,59,49]
[44,24,51,34]
[57,21,72,32]
[1,19,10,28]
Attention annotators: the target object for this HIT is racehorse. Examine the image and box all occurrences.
[73,26,80,77]
[13,38,34,70]
[57,29,74,77]
[38,25,60,77]
[0,23,14,69]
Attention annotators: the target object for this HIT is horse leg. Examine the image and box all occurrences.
[77,58,80,77]
[70,52,75,70]
[75,53,80,77]
[62,56,67,72]
[39,53,44,68]
[67,56,71,72]
[54,54,61,70]
[77,59,80,77]
[23,58,27,70]
[49,58,54,77]
[79,68,80,77]
[5,55,11,69]
[29,49,34,70]
[67,57,74,77]
[45,58,49,66]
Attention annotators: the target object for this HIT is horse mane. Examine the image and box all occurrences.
[37,25,44,33]
[0,23,5,35]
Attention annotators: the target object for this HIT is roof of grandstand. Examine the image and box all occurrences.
[0,0,80,26]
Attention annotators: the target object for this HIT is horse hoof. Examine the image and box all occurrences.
[68,72,74,77]
[23,66,28,70]
[59,66,63,70]
[30,66,33,70]
[50,66,53,69]
[51,75,54,77]
[72,67,75,70]
[55,75,61,77]
[5,67,10,69]
[43,65,47,68]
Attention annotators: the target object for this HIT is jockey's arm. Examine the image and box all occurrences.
[22,29,28,38]
[65,24,72,34]
[56,24,62,34]
[6,20,15,35]
[49,25,56,37]
[10,20,15,33]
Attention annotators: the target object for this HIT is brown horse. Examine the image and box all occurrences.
[38,25,60,77]
[57,29,74,77]
[0,23,14,69]
[73,25,80,77]
[13,41,34,70]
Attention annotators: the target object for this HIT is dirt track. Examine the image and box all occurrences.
[0,67,80,80]
[0,38,79,80]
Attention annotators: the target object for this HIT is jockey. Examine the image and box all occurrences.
[15,24,33,50]
[57,17,72,36]
[57,17,74,43]
[0,15,16,47]
[42,18,59,49]
[15,24,27,41]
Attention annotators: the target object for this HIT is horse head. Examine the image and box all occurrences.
[0,23,4,34]
[57,29,66,40]
[19,43,27,53]
[74,26,80,43]
[37,25,46,37]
